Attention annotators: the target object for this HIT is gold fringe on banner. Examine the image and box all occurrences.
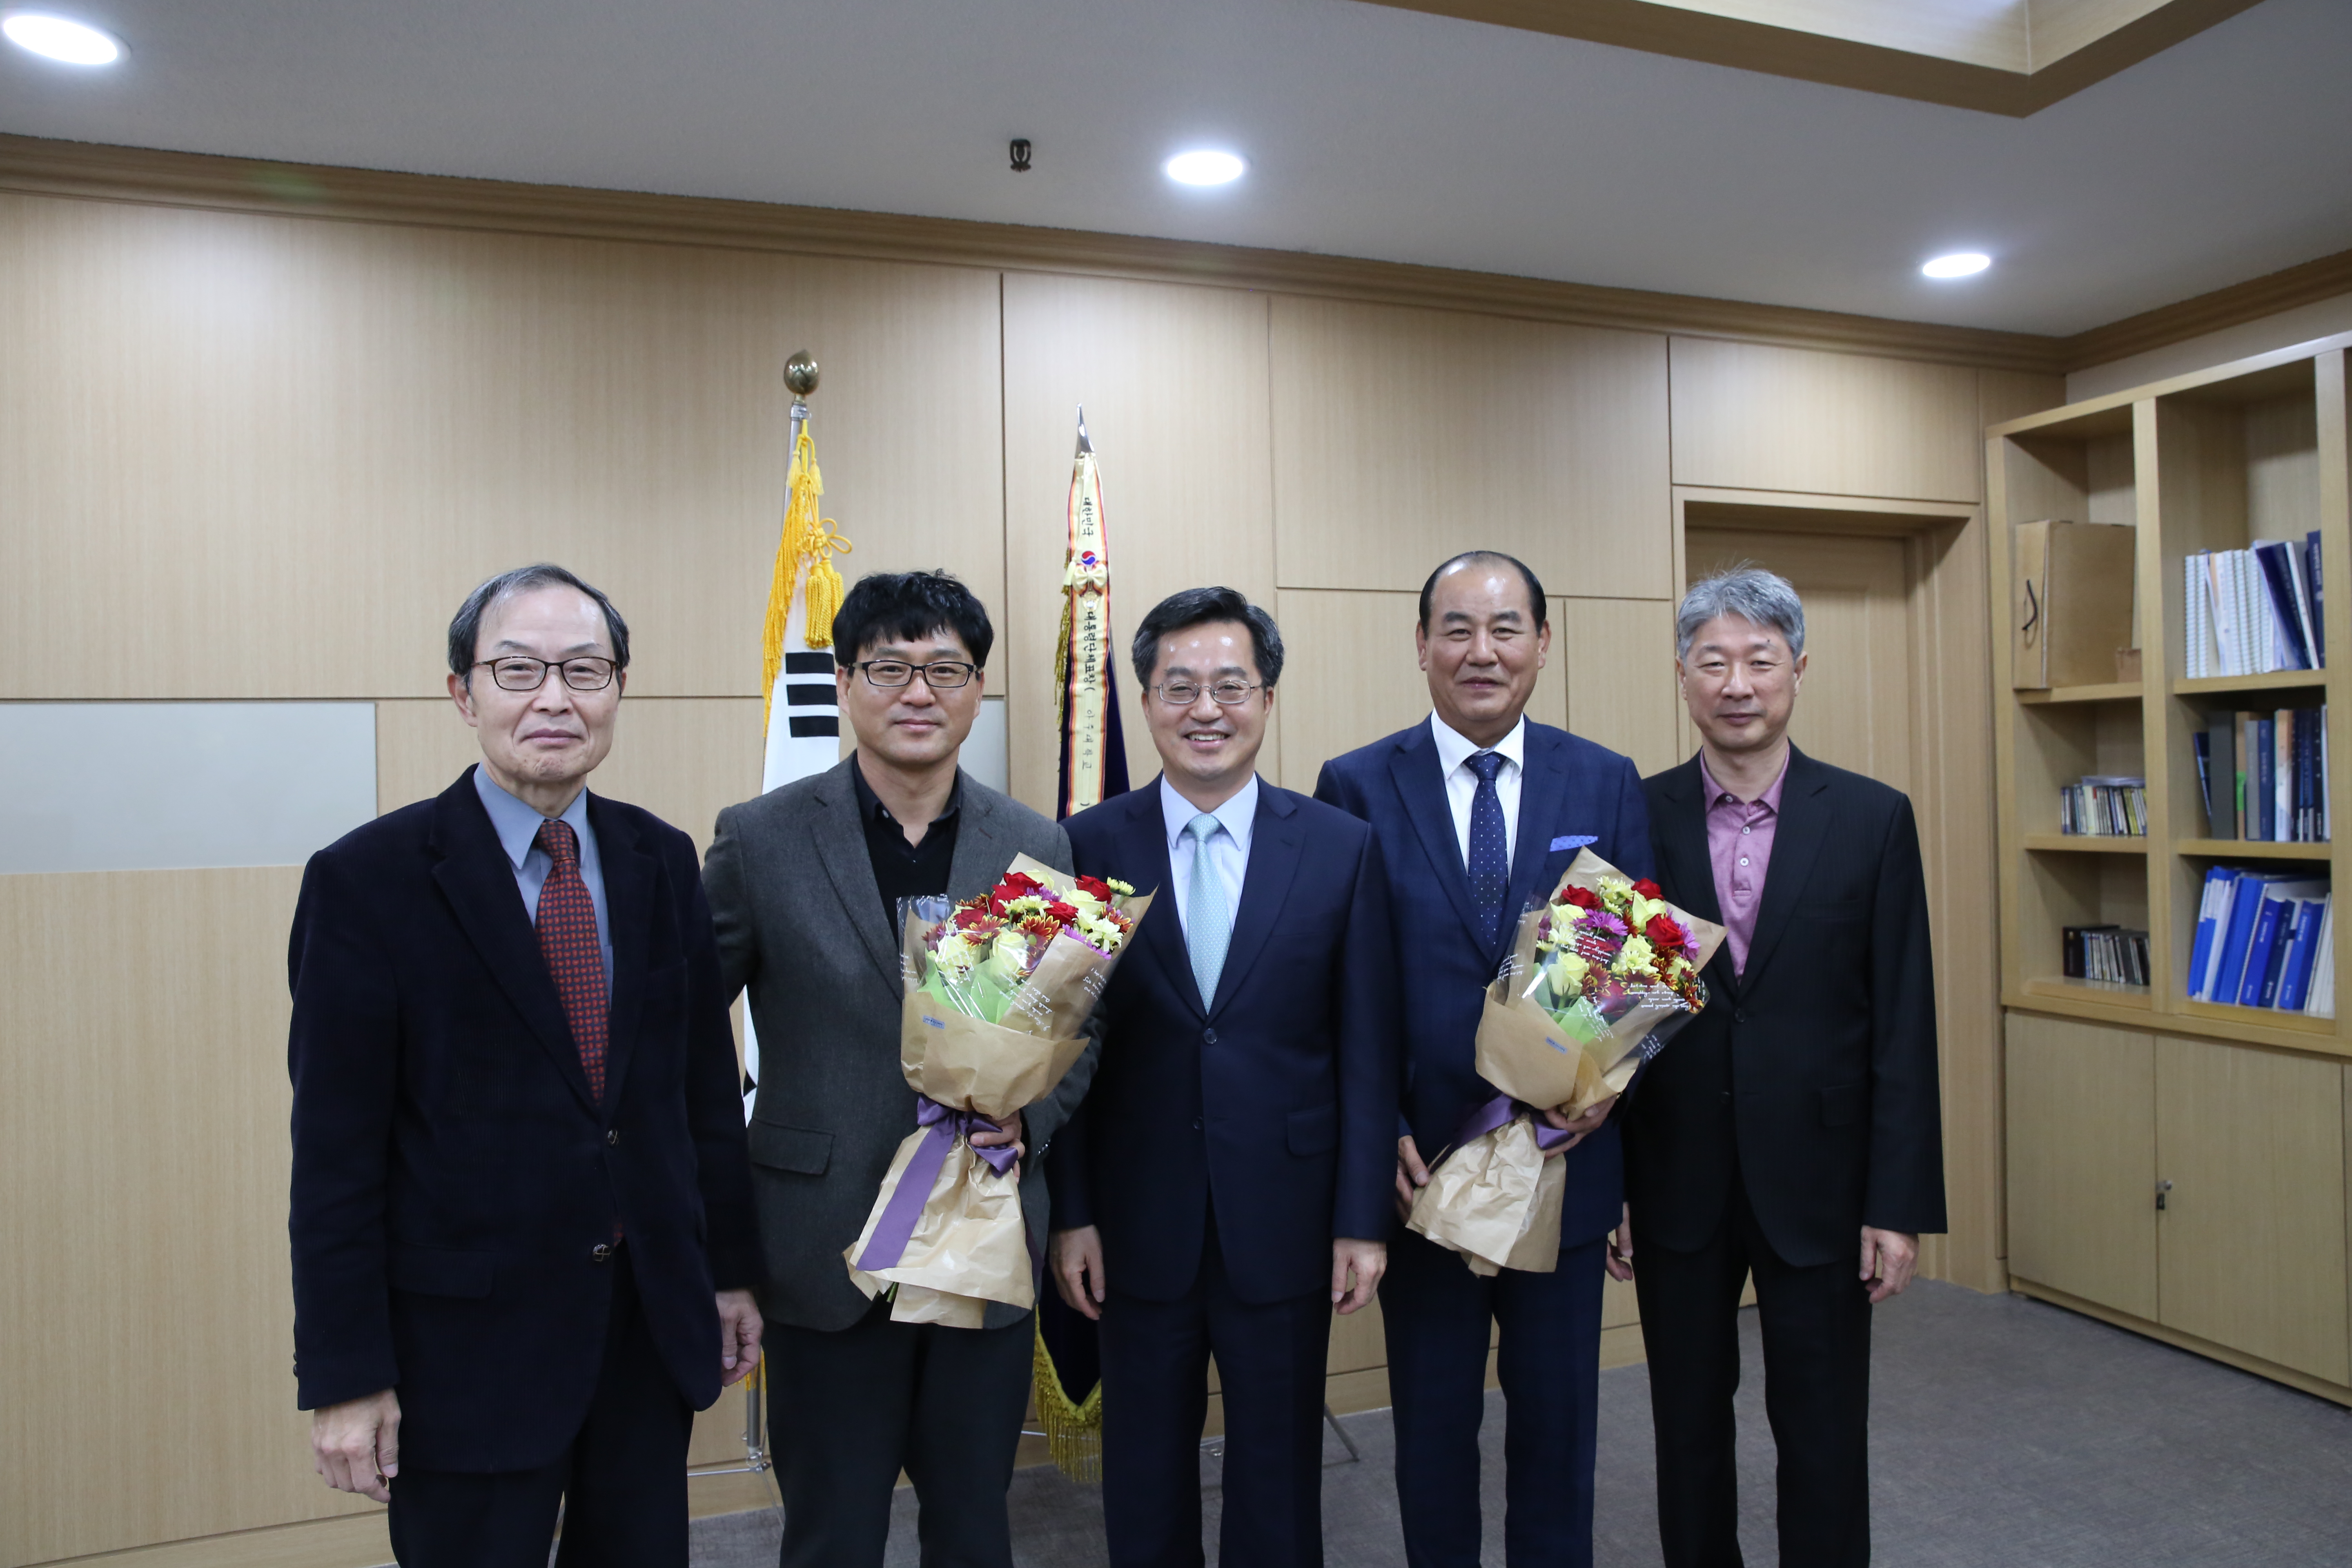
[760,425,853,734]
[1031,1316,1103,1484]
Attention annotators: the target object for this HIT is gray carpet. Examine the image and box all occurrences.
[690,1281,2352,1566]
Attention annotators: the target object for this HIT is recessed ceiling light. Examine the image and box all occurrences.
[1164,150,1246,187]
[3,11,124,65]
[1922,252,1991,279]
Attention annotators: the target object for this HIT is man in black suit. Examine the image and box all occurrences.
[1628,566,1945,1568]
[1048,587,1401,1568]
[290,564,763,1568]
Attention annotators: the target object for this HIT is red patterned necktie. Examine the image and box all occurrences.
[534,819,608,1102]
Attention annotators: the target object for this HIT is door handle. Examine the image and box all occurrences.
[2155,1178,2173,1211]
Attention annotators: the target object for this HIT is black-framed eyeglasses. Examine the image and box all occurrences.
[1153,678,1261,707]
[852,659,978,690]
[474,656,618,692]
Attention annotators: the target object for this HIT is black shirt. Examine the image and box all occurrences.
[849,759,962,933]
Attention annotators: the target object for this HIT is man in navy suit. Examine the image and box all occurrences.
[1047,586,1400,1568]
[1314,552,1652,1568]
[290,565,763,1567]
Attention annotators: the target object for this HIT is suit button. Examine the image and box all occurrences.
[1192,1118,1204,1131]
[1721,1091,1732,1103]
[591,1243,612,1263]
[1733,1009,1747,1025]
[606,1129,619,1146]
[1203,1029,1217,1045]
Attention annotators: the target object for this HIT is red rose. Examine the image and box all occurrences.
[1076,875,1115,902]
[1046,900,1079,925]
[1644,913,1685,953]
[1560,886,1604,910]
[999,871,1045,896]
[953,907,991,930]
[1633,879,1664,900]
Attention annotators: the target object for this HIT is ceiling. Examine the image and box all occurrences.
[2,0,2348,339]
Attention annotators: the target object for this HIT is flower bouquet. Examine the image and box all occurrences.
[844,855,1150,1327]
[1408,849,1725,1276]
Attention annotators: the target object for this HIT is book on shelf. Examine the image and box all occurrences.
[2058,775,2147,836]
[2184,535,2325,679]
[2198,707,2329,842]
[2187,865,2332,1015]
[2062,924,2149,986]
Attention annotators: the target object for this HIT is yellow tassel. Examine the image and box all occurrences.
[762,427,854,735]
[1031,1316,1103,1484]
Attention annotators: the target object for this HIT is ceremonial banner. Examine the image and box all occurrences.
[744,359,852,1119]
[1055,411,1130,820]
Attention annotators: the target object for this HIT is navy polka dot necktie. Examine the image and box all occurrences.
[1466,750,1509,944]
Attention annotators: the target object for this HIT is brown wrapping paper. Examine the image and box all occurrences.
[1405,1116,1569,1275]
[845,855,1155,1325]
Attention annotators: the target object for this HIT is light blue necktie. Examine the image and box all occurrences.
[1185,813,1233,1009]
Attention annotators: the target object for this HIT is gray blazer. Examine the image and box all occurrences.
[703,757,1099,1332]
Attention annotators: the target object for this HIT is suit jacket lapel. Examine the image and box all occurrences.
[944,772,1011,902]
[1503,730,1572,937]
[1387,726,1486,954]
[428,772,597,1115]
[809,760,902,992]
[1120,782,1203,1017]
[589,792,653,1112]
[1737,747,1831,995]
[1210,786,1303,1018]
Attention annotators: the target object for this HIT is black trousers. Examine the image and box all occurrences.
[769,1295,1036,1568]
[1381,1227,1607,1568]
[1097,1225,1332,1568]
[1633,1171,1873,1568]
[387,1252,693,1568]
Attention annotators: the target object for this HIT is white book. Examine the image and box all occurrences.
[2283,544,2320,671]
[2186,553,2210,679]
[2207,553,2239,675]
[2306,897,2335,1017]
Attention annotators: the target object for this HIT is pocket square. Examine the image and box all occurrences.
[1550,834,1597,853]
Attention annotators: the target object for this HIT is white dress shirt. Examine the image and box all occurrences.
[472,763,613,992]
[1429,712,1527,870]
[1160,773,1259,942]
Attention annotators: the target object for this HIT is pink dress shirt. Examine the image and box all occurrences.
[1700,751,1789,978]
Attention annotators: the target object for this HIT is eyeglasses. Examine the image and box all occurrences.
[474,657,618,692]
[852,659,978,689]
[1153,679,1261,707]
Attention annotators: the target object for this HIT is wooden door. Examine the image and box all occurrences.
[2155,1038,2349,1383]
[2004,1013,2158,1319]
[1683,528,1915,792]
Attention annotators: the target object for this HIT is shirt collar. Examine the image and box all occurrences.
[1429,711,1527,778]
[1160,773,1260,854]
[1698,750,1789,813]
[472,763,592,870]
[850,757,963,829]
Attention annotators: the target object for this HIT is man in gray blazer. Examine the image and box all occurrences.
[703,570,1095,1568]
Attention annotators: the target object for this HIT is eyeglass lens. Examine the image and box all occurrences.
[1159,680,1255,706]
[489,657,615,691]
[862,661,975,688]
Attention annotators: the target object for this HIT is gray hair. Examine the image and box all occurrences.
[1675,566,1805,659]
[447,564,632,682]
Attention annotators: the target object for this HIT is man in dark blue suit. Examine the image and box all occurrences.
[1047,586,1400,1568]
[1314,552,1652,1568]
[289,565,763,1567]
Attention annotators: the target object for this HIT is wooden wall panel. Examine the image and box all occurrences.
[1000,274,1277,806]
[2004,1013,2158,1319]
[1670,338,1982,502]
[1557,597,1683,776]
[375,696,763,855]
[1270,298,1672,600]
[0,868,381,1566]
[0,192,1002,703]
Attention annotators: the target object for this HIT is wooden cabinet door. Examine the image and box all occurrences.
[2156,1038,2350,1384]
[2005,1013,2158,1319]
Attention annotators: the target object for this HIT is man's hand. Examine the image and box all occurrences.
[717,1288,764,1386]
[1395,1135,1432,1220]
[1332,1238,1386,1314]
[970,1109,1026,1181]
[1860,1227,1918,1304]
[1538,1093,1617,1157]
[311,1388,401,1503]
[1606,1202,1635,1282]
[1051,1225,1107,1321]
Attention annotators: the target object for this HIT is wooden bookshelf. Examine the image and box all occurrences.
[1991,333,2352,1059]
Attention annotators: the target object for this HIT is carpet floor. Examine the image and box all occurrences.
[688,1281,2352,1566]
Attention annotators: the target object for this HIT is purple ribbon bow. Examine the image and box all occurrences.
[1454,1092,1576,1156]
[854,1096,1020,1274]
